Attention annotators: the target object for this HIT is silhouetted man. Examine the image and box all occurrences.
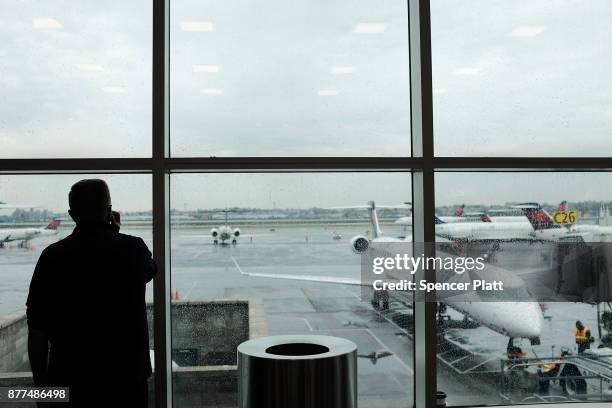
[27,179,156,407]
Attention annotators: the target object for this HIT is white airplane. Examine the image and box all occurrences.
[486,208,531,224]
[395,204,476,226]
[396,202,570,227]
[395,214,481,226]
[434,214,535,243]
[0,220,61,248]
[428,200,576,243]
[0,202,39,210]
[239,201,543,345]
[342,201,412,254]
[211,210,240,245]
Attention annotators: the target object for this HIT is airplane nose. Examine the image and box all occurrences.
[508,302,543,338]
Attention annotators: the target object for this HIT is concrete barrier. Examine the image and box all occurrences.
[0,313,29,373]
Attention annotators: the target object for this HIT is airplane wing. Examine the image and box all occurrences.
[239,270,365,286]
[326,204,411,210]
[233,256,365,286]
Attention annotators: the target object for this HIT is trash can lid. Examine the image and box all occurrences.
[238,335,357,360]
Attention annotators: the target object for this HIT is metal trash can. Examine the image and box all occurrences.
[238,335,357,408]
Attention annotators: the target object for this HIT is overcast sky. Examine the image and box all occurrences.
[1,1,612,210]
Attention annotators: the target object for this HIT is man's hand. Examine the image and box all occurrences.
[110,210,121,232]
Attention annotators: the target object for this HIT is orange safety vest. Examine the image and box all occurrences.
[575,327,589,343]
[542,359,562,373]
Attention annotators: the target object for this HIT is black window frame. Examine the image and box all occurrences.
[2,1,612,407]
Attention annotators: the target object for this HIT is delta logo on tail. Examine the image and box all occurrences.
[45,220,61,230]
[455,204,465,217]
[515,203,556,231]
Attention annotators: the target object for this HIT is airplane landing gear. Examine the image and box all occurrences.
[232,239,237,245]
[506,337,527,363]
[213,239,218,245]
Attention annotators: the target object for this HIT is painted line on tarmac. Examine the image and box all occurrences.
[365,328,414,375]
[321,327,414,376]
[302,318,314,331]
[184,282,197,300]
[231,256,244,274]
[191,248,207,260]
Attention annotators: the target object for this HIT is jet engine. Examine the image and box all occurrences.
[233,228,241,237]
[211,228,219,237]
[350,235,370,254]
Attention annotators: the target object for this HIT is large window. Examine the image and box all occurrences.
[431,0,612,156]
[170,173,413,407]
[1,1,611,408]
[436,172,612,405]
[0,174,152,401]
[170,0,411,157]
[0,0,152,158]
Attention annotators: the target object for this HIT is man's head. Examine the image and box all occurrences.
[576,320,584,330]
[68,179,111,225]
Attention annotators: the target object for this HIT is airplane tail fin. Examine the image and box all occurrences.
[45,219,61,230]
[514,203,554,231]
[455,204,465,217]
[367,201,383,238]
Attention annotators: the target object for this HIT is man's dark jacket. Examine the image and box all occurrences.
[26,223,156,387]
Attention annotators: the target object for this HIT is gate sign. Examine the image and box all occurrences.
[553,210,578,225]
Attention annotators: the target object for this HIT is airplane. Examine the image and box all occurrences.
[485,200,568,225]
[0,220,61,248]
[0,202,39,210]
[396,203,481,226]
[211,210,240,245]
[395,214,481,226]
[396,201,569,227]
[344,201,411,254]
[420,200,577,245]
[434,214,535,243]
[238,201,544,348]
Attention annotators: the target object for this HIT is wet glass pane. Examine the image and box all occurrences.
[435,172,612,405]
[0,1,152,158]
[432,0,612,156]
[170,0,411,157]
[170,173,413,407]
[0,175,153,403]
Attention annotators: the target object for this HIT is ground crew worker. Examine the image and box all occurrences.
[538,359,563,394]
[575,320,593,353]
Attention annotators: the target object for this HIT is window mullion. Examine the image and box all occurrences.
[152,0,171,406]
[410,1,437,408]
